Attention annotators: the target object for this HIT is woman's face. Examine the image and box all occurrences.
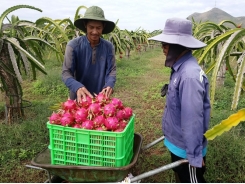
[161,42,169,56]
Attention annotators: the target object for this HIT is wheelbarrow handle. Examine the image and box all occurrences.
[25,165,46,170]
[141,136,165,151]
[25,165,52,183]
[130,159,188,183]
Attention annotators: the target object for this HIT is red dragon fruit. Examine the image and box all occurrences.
[62,99,77,112]
[49,96,133,133]
[116,109,125,120]
[73,124,82,128]
[110,98,123,109]
[118,120,128,129]
[105,117,119,131]
[95,126,108,131]
[93,115,106,127]
[49,112,61,125]
[79,96,92,108]
[81,120,94,130]
[123,107,133,120]
[103,103,116,117]
[88,103,101,116]
[113,128,124,132]
[74,107,88,123]
[60,112,75,126]
[95,92,108,105]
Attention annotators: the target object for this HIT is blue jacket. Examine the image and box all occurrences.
[162,51,211,167]
[62,36,116,99]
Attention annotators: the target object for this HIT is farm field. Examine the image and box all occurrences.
[1,47,245,183]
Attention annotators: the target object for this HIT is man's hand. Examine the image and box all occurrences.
[101,86,113,98]
[76,87,93,103]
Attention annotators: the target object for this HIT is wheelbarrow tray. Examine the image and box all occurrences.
[31,133,143,183]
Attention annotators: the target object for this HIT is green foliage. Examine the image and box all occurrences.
[0,4,162,123]
[232,52,245,109]
[32,79,68,97]
[206,131,245,182]
[192,18,245,110]
[1,4,245,183]
[0,5,62,122]
[74,5,87,22]
[0,5,42,36]
[205,108,245,140]
[1,44,245,183]
[29,52,69,99]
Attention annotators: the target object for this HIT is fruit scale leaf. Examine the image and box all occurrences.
[49,102,63,110]
[204,108,245,140]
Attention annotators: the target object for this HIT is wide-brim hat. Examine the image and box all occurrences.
[74,6,115,34]
[148,18,206,49]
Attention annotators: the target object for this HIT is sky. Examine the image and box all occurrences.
[1,0,245,32]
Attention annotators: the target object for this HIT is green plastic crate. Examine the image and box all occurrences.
[47,114,135,167]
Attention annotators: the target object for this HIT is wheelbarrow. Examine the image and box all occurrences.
[26,133,188,183]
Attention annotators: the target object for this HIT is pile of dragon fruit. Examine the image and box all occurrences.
[48,92,133,132]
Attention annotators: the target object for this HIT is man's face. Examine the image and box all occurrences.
[86,20,104,42]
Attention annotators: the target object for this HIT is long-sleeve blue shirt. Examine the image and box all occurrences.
[62,36,116,99]
[162,51,211,168]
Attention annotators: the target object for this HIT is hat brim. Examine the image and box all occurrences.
[74,18,115,34]
[148,33,206,49]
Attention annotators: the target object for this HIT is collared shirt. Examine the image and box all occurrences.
[62,36,116,99]
[162,51,211,167]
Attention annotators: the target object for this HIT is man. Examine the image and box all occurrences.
[62,6,116,103]
[149,18,211,183]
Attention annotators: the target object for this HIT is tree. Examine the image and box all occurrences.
[0,5,58,123]
[104,22,136,58]
[193,20,245,110]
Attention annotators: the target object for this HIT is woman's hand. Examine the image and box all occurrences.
[190,159,205,168]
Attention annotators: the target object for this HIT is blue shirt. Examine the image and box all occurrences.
[62,36,116,99]
[162,51,211,167]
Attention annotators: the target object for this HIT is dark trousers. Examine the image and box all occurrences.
[171,152,206,183]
